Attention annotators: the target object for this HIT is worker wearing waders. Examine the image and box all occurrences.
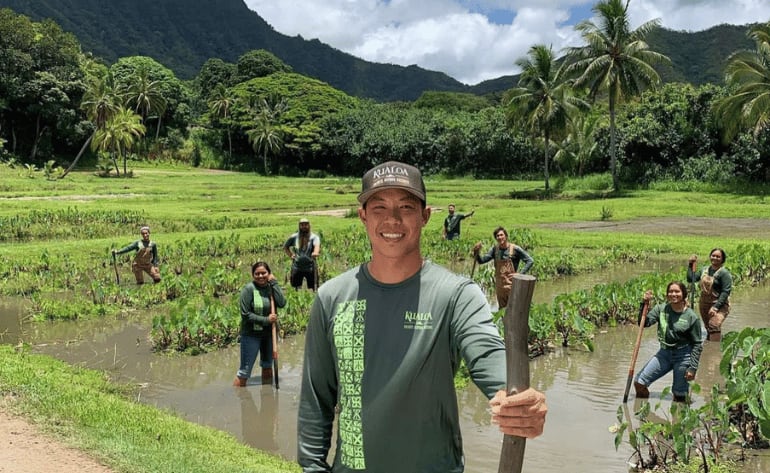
[113,226,161,284]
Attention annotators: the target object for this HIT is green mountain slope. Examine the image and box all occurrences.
[0,0,469,101]
[0,0,758,101]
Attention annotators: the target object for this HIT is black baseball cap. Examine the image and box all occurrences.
[357,161,426,205]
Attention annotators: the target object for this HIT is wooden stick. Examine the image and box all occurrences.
[622,300,650,403]
[270,292,279,390]
[498,273,536,473]
[112,253,120,284]
[688,260,696,308]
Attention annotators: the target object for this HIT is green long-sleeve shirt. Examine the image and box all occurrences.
[687,265,732,309]
[298,261,506,473]
[642,302,705,373]
[115,240,159,266]
[238,280,286,337]
[476,244,534,274]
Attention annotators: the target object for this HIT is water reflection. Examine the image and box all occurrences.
[1,261,768,472]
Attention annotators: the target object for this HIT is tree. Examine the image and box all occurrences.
[61,69,123,178]
[123,65,167,139]
[246,96,287,174]
[207,83,236,166]
[506,44,585,191]
[236,49,292,83]
[715,21,770,142]
[565,0,669,191]
[91,108,145,176]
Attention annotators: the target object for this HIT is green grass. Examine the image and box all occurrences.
[0,344,299,473]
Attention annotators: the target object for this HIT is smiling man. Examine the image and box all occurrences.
[297,161,547,473]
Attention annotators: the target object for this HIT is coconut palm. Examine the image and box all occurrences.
[246,96,288,175]
[61,71,122,178]
[208,84,236,167]
[123,65,167,140]
[554,112,603,177]
[506,44,586,191]
[91,108,146,176]
[564,0,669,191]
[715,21,770,142]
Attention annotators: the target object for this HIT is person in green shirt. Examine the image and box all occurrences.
[112,226,160,285]
[442,203,474,240]
[687,248,732,341]
[233,261,286,387]
[634,282,705,403]
[473,227,534,310]
[298,161,547,473]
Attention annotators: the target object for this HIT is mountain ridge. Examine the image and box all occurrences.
[0,0,756,101]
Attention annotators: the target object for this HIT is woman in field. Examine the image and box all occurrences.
[687,248,732,342]
[634,282,705,403]
[233,261,286,387]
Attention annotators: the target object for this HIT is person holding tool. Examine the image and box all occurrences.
[297,161,547,472]
[233,261,286,387]
[633,282,705,403]
[112,226,160,285]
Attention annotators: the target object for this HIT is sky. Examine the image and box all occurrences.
[243,0,770,86]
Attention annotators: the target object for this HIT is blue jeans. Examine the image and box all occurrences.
[237,334,272,379]
[635,345,692,397]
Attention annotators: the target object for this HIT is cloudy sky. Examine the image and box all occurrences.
[243,0,770,85]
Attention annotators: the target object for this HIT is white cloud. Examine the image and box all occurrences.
[244,0,770,85]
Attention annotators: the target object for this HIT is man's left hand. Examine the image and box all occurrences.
[489,387,547,438]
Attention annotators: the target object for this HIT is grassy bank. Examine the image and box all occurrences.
[0,344,300,473]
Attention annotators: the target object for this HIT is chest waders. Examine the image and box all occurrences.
[132,243,160,284]
[698,267,730,340]
[494,247,516,309]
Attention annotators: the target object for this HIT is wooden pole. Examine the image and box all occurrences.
[498,273,536,473]
[270,292,279,389]
[622,300,650,403]
[112,253,120,284]
[688,260,696,308]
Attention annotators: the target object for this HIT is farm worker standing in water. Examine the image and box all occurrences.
[634,282,705,403]
[233,261,286,387]
[687,248,732,342]
[284,218,321,290]
[297,161,547,473]
[473,226,534,310]
[112,226,161,285]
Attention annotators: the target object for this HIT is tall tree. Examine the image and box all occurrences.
[61,69,122,178]
[91,108,145,176]
[124,65,167,139]
[715,21,770,142]
[207,83,236,166]
[246,96,287,174]
[565,0,669,191]
[506,44,585,191]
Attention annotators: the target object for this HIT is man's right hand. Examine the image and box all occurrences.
[111,249,116,256]
[472,242,482,254]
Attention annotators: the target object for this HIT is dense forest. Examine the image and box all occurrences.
[0,2,768,189]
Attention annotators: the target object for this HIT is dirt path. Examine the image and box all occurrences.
[0,410,115,473]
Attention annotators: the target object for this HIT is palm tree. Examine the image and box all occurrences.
[506,44,586,191]
[565,0,669,191]
[553,112,602,177]
[123,65,167,140]
[246,96,288,175]
[714,21,770,142]
[208,84,236,167]
[61,71,122,178]
[91,108,146,176]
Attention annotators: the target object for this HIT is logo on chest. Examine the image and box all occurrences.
[403,311,434,330]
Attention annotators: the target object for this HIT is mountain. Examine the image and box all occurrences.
[0,0,469,101]
[0,0,757,101]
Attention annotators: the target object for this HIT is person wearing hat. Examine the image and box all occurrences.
[297,161,547,472]
[442,203,474,240]
[283,217,321,290]
[112,226,161,284]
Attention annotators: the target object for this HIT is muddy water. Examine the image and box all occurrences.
[1,264,769,472]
